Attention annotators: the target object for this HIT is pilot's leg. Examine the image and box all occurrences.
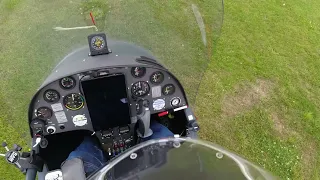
[65,121,173,175]
[66,137,105,175]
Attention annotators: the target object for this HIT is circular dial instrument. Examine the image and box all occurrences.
[36,107,52,119]
[131,81,150,97]
[90,36,105,50]
[150,71,164,84]
[171,97,181,107]
[131,67,146,78]
[60,76,76,90]
[63,93,84,110]
[162,84,175,96]
[44,89,60,103]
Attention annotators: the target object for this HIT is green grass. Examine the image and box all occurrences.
[0,0,319,179]
[196,0,320,179]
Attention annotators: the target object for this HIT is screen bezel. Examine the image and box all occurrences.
[80,74,132,130]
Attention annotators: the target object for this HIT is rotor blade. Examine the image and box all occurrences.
[53,26,98,31]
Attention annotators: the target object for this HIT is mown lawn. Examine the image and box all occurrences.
[197,0,320,179]
[0,0,319,180]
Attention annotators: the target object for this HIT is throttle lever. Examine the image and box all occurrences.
[33,137,42,148]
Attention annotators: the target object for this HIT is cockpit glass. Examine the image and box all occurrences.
[88,138,275,180]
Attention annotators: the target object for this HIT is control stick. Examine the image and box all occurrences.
[137,100,153,138]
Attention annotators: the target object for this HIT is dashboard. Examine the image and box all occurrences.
[30,66,187,136]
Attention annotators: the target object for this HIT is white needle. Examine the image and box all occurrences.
[165,87,170,94]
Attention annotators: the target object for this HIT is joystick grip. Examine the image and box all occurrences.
[137,107,153,138]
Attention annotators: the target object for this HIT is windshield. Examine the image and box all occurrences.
[0,0,223,105]
[88,138,275,180]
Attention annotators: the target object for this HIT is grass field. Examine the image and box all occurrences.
[0,0,320,179]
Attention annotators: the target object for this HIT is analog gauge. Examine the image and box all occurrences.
[91,36,105,51]
[131,81,150,97]
[60,76,76,90]
[131,67,146,78]
[44,89,60,103]
[162,84,175,96]
[63,93,84,110]
[171,97,181,107]
[36,107,52,119]
[150,71,164,84]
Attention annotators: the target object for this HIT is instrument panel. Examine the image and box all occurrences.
[32,75,94,136]
[30,66,187,136]
[127,67,187,114]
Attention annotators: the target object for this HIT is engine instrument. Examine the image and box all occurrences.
[36,107,52,119]
[60,77,76,90]
[171,97,181,107]
[131,67,146,78]
[162,84,175,96]
[43,89,60,103]
[131,81,150,97]
[63,93,85,110]
[150,71,164,84]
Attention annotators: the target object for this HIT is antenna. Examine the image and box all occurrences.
[90,12,96,26]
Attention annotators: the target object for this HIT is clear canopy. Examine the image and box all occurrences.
[88,138,275,180]
[1,1,277,179]
[3,0,223,105]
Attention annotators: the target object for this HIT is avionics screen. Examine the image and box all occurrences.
[81,75,130,130]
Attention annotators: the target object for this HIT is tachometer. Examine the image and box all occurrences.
[162,84,175,96]
[60,76,76,90]
[150,71,164,84]
[44,89,60,103]
[131,81,150,97]
[131,67,146,78]
[36,107,52,119]
[63,93,84,110]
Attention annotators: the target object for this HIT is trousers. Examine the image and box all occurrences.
[66,121,174,175]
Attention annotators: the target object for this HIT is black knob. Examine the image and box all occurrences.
[2,142,7,147]
[13,144,22,151]
[48,129,54,134]
[47,126,56,134]
[40,138,48,148]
